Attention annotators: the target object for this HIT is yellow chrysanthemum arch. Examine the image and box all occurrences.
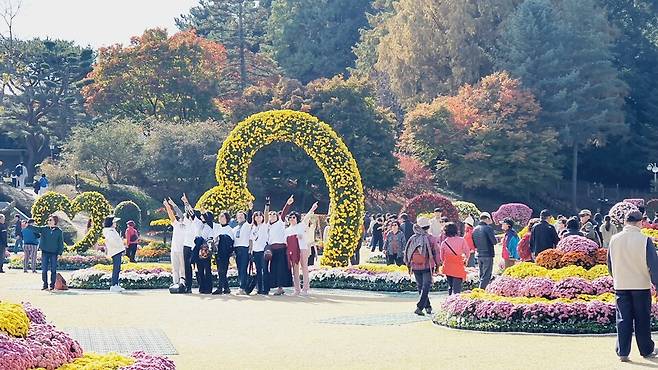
[197,110,365,267]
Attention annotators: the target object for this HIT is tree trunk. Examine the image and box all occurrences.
[571,142,579,212]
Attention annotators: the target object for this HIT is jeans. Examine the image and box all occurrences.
[386,254,396,265]
[23,244,38,272]
[183,246,193,291]
[216,253,231,293]
[236,246,250,290]
[446,276,463,295]
[413,269,432,310]
[478,256,494,289]
[466,252,476,267]
[111,252,123,286]
[42,252,58,288]
[0,245,5,270]
[253,251,267,294]
[616,289,655,357]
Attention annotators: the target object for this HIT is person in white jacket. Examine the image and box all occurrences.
[164,199,186,289]
[102,216,125,292]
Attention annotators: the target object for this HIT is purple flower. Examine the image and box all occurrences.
[552,277,595,299]
[486,276,521,297]
[492,203,533,226]
[591,276,613,295]
[517,277,555,298]
[22,302,47,324]
[557,236,599,255]
[120,351,176,370]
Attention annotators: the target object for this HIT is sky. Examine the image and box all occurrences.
[6,0,200,48]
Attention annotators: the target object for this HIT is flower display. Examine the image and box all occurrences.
[588,264,610,280]
[545,265,592,281]
[195,110,365,267]
[485,276,521,297]
[57,352,135,369]
[504,262,607,281]
[559,251,596,269]
[608,201,640,227]
[400,193,460,222]
[31,191,113,252]
[121,351,176,370]
[502,262,548,279]
[451,201,481,221]
[594,248,608,265]
[591,276,614,295]
[149,218,172,228]
[623,198,645,208]
[9,253,115,271]
[551,277,595,299]
[557,235,599,255]
[517,277,555,298]
[22,302,47,325]
[492,203,532,226]
[0,302,30,337]
[365,252,386,264]
[535,249,564,269]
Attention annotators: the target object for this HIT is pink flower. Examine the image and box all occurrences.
[551,277,595,299]
[492,203,533,226]
[557,236,599,255]
[591,277,613,295]
[517,277,555,298]
[486,276,521,297]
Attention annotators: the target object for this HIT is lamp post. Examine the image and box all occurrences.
[647,163,658,193]
[49,143,55,159]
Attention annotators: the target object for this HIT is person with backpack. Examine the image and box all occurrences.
[124,220,139,262]
[404,217,439,316]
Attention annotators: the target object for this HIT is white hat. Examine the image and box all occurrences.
[464,216,474,227]
[480,212,492,220]
[417,217,431,228]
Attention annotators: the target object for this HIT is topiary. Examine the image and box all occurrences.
[452,201,481,221]
[114,200,142,234]
[400,193,459,222]
[492,203,533,226]
[608,201,640,228]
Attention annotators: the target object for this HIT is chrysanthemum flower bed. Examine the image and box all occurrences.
[0,301,175,369]
[69,263,480,292]
[9,253,117,271]
[432,261,656,334]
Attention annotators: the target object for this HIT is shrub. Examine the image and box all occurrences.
[114,201,142,234]
[492,203,532,226]
[452,201,481,221]
[400,193,459,222]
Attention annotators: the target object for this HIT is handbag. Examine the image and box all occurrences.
[245,257,258,295]
[54,273,68,290]
[440,241,467,279]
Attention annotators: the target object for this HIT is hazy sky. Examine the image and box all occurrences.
[6,0,200,48]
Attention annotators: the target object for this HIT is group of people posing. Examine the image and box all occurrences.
[162,194,319,296]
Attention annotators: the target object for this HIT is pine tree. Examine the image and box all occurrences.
[495,0,628,209]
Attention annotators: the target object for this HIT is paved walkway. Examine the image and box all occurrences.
[0,269,651,369]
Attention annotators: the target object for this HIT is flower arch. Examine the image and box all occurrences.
[401,193,459,222]
[197,110,365,267]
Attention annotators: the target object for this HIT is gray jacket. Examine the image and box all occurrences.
[472,221,496,258]
[384,230,406,258]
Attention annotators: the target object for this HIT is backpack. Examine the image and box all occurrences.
[14,165,22,176]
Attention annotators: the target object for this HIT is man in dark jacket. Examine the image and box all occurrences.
[530,209,559,258]
[472,212,496,289]
[399,213,414,242]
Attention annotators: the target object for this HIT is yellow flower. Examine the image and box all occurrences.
[58,352,135,369]
[0,302,30,337]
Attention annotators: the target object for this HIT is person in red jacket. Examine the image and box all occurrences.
[463,216,476,267]
[124,220,139,262]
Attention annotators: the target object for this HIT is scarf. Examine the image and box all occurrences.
[235,221,245,239]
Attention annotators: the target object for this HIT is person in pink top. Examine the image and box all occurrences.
[439,222,469,295]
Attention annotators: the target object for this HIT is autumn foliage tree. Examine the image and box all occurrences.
[391,153,435,199]
[82,29,234,121]
[403,72,560,195]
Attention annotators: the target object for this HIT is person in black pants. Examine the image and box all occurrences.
[36,215,64,290]
[0,214,7,273]
[370,217,384,252]
[213,211,235,295]
[192,236,213,294]
[181,194,202,293]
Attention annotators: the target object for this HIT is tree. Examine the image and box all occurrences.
[141,121,231,201]
[495,0,628,209]
[375,0,522,105]
[0,38,93,177]
[391,153,435,199]
[81,29,233,121]
[64,120,145,184]
[224,76,402,205]
[267,0,372,83]
[176,0,279,92]
[403,72,561,196]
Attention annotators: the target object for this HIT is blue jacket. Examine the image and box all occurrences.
[22,225,40,245]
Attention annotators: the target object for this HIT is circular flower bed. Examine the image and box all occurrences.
[196,110,365,268]
[401,193,459,222]
[492,203,532,226]
[69,263,480,293]
[0,300,175,370]
[434,260,644,334]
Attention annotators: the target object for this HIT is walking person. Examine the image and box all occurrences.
[530,209,559,258]
[404,217,439,316]
[438,222,469,295]
[267,195,293,296]
[399,213,414,242]
[38,174,49,196]
[463,216,476,267]
[32,179,41,196]
[22,219,40,273]
[13,215,23,253]
[234,204,253,295]
[286,202,318,296]
[383,221,405,266]
[472,212,496,289]
[429,208,444,239]
[608,210,658,362]
[124,220,139,262]
[518,218,539,262]
[599,215,617,249]
[181,193,202,294]
[103,216,125,292]
[164,199,186,289]
[15,162,27,189]
[36,215,64,290]
[501,218,520,269]
[212,211,235,295]
[0,214,7,273]
[250,199,270,295]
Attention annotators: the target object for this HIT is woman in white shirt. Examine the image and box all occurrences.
[286,202,318,296]
[212,211,235,295]
[250,200,270,294]
[163,200,186,289]
[268,196,294,296]
[234,205,253,295]
[103,216,125,293]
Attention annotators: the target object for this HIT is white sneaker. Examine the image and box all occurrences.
[117,286,126,292]
[301,290,310,296]
[109,285,122,293]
